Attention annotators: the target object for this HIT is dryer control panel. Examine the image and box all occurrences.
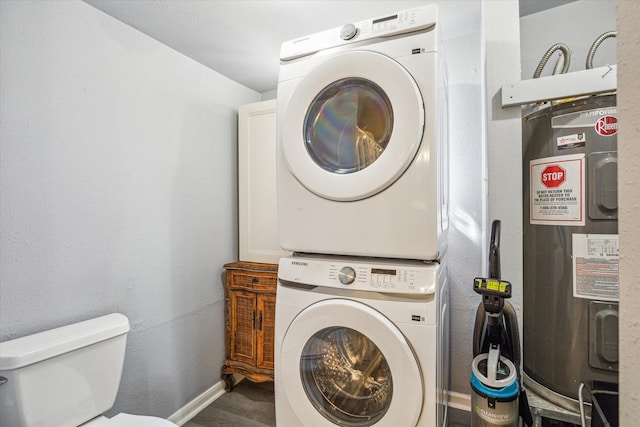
[278,255,438,294]
[280,4,437,61]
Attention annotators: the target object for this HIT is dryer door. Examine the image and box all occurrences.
[280,299,423,427]
[281,50,424,201]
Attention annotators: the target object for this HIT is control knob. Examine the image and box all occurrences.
[338,266,356,285]
[340,23,358,40]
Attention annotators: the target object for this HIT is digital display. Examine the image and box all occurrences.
[371,268,397,276]
[373,15,397,25]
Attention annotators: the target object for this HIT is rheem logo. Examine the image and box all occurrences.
[595,115,618,136]
[541,165,566,188]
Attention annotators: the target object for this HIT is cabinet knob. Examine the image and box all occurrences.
[252,277,259,283]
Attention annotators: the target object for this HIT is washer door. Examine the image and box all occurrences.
[282,50,424,201]
[280,299,423,427]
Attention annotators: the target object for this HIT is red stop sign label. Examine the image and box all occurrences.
[541,165,566,188]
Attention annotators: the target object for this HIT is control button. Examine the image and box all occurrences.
[338,266,356,285]
[340,23,358,40]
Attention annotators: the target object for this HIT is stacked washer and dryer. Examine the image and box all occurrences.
[274,5,449,427]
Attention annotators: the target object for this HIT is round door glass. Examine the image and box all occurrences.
[304,78,394,174]
[300,326,393,426]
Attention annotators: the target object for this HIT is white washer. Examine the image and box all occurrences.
[275,255,449,427]
[277,5,448,261]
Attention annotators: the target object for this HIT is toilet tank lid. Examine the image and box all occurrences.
[0,313,130,371]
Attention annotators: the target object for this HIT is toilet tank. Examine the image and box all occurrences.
[0,313,130,427]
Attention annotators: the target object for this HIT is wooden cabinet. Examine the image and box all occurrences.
[222,261,277,391]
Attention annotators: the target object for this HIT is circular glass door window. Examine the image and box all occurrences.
[300,326,393,426]
[304,78,393,174]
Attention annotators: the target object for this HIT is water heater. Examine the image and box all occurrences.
[522,93,618,410]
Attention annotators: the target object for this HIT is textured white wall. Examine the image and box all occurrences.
[483,0,523,355]
[0,0,259,419]
[445,28,485,396]
[616,1,640,424]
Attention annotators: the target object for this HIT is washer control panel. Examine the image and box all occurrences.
[279,256,438,294]
[280,4,437,61]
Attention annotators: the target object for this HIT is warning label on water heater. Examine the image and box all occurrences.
[572,234,619,301]
[530,154,585,226]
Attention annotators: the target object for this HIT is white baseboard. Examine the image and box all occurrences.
[448,390,472,412]
[167,380,226,425]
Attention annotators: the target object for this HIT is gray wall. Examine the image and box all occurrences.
[0,0,259,419]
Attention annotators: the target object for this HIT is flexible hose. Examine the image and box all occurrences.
[472,301,486,357]
[586,31,616,69]
[533,43,571,78]
[502,301,521,371]
[472,301,520,365]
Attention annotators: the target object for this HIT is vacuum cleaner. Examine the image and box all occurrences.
[471,220,532,426]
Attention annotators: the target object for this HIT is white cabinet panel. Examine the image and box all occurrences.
[238,100,290,263]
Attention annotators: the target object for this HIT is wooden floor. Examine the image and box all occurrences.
[183,380,473,426]
[183,380,275,427]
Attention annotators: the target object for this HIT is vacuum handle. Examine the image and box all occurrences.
[489,220,501,280]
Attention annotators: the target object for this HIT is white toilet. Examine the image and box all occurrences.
[0,313,178,427]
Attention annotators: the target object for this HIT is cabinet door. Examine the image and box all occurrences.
[238,100,290,264]
[256,293,276,369]
[229,289,257,365]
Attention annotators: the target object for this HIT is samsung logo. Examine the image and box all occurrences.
[291,261,308,266]
[293,37,310,44]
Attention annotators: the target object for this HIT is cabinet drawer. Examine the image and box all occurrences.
[228,270,277,292]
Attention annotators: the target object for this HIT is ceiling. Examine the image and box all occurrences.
[83,0,578,94]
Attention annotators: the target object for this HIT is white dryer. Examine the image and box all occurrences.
[277,5,448,261]
[275,255,450,427]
